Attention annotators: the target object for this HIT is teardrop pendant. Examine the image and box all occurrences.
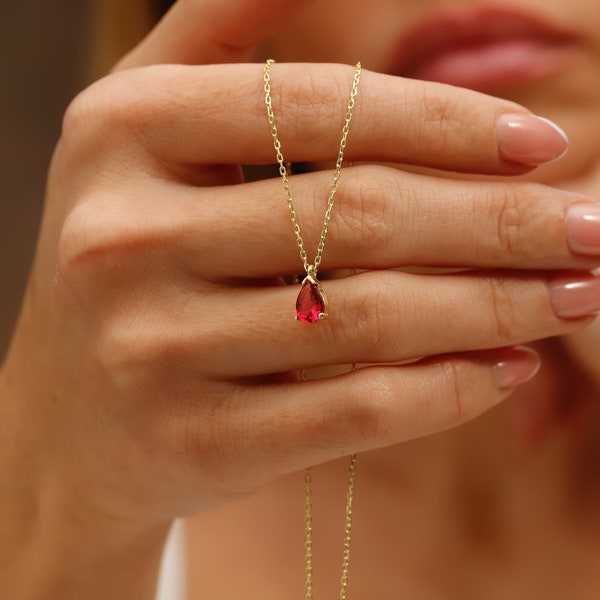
[295,275,328,323]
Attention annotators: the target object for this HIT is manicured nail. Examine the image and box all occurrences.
[494,346,541,390]
[497,114,569,165]
[549,271,600,319]
[565,203,600,255]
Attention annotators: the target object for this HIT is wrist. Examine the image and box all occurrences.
[0,348,171,600]
[0,507,170,600]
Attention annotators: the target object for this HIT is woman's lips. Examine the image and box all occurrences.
[391,7,581,90]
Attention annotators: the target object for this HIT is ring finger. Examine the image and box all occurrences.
[185,269,599,378]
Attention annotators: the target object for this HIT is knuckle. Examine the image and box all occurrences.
[491,185,526,257]
[339,275,401,360]
[436,359,480,425]
[335,369,396,443]
[94,316,152,390]
[92,305,223,416]
[484,276,521,341]
[409,84,458,155]
[333,166,393,254]
[95,314,202,394]
[57,200,169,290]
[278,65,354,144]
[172,387,264,500]
[56,202,126,286]
[56,202,102,288]
[175,394,232,475]
[62,79,116,147]
[61,84,103,146]
[58,199,166,271]
[145,381,253,500]
[61,92,87,145]
[61,72,153,152]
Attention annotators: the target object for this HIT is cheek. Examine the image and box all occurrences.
[261,0,407,65]
[538,0,600,50]
[580,0,600,20]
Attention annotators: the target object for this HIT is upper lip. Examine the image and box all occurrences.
[390,5,581,78]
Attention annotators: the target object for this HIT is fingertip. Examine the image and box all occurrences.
[492,345,542,390]
[497,113,569,166]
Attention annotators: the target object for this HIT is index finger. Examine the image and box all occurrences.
[74,63,569,174]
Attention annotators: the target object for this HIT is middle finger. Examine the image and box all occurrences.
[166,166,600,278]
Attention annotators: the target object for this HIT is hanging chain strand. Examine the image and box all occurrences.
[303,364,358,600]
[339,361,358,599]
[304,454,358,600]
[264,60,362,277]
[304,464,314,600]
[270,62,361,598]
[339,453,357,600]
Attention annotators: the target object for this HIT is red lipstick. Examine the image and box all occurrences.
[390,7,581,90]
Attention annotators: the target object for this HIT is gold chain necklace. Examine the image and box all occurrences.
[264,60,361,599]
[304,451,358,600]
[263,59,362,323]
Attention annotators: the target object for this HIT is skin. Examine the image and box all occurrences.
[185,3,600,595]
[263,0,600,403]
[1,0,600,598]
[264,0,600,182]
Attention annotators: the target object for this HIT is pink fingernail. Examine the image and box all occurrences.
[497,114,569,166]
[565,203,600,255]
[549,271,600,319]
[493,346,541,390]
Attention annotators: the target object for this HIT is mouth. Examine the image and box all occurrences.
[390,6,582,91]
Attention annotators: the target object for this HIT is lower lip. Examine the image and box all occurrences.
[405,38,578,90]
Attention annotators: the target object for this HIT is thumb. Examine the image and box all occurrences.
[114,0,312,71]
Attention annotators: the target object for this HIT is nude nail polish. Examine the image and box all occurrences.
[565,203,600,255]
[493,346,541,390]
[497,113,569,166]
[549,271,600,319]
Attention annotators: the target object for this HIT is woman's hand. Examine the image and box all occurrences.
[14,60,600,516]
[2,0,600,597]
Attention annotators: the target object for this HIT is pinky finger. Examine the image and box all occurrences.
[234,346,541,480]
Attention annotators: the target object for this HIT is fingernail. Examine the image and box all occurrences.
[497,114,569,165]
[565,203,600,255]
[494,346,541,390]
[549,271,600,319]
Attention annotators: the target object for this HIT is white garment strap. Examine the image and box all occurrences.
[155,520,187,600]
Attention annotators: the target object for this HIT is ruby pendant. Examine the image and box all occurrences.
[295,275,328,323]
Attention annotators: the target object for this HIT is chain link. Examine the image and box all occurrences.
[304,465,314,600]
[264,60,362,277]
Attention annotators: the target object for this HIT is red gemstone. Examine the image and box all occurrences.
[296,279,327,323]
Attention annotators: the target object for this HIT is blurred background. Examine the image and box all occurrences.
[1,1,91,359]
[0,0,164,359]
